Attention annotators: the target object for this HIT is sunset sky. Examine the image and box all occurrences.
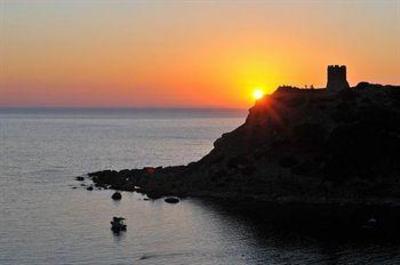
[1,0,399,108]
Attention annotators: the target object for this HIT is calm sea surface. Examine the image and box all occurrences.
[1,108,399,265]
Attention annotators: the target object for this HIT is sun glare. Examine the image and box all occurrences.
[252,89,265,100]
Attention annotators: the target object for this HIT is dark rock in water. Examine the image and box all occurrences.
[164,197,180,204]
[86,186,94,191]
[72,186,77,189]
[75,176,85,181]
[112,192,122,200]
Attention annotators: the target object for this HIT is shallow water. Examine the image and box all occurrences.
[1,108,400,265]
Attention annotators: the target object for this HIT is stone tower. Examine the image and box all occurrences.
[326,65,350,93]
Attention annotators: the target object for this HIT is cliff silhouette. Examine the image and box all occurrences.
[86,79,400,205]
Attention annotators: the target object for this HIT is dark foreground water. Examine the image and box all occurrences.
[1,108,400,265]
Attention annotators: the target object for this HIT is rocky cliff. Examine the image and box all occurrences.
[87,82,400,205]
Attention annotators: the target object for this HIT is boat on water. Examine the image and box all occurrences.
[111,217,127,232]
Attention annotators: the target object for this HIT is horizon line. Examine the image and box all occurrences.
[0,106,248,111]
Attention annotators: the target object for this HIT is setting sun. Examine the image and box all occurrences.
[253,89,265,100]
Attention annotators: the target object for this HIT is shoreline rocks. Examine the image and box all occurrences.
[111,192,122,200]
[164,197,180,204]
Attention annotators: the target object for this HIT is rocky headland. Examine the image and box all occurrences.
[85,81,400,207]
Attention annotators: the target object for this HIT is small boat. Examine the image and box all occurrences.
[111,217,127,232]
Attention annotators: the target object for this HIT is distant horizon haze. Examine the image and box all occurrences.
[1,1,399,108]
[0,106,247,111]
[0,103,248,110]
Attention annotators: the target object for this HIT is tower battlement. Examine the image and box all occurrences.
[327,65,349,93]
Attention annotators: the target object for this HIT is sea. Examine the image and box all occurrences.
[1,108,399,265]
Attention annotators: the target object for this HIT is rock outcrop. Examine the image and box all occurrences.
[87,82,400,205]
[111,192,122,200]
[164,197,180,203]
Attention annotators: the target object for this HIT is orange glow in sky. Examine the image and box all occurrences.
[0,1,399,108]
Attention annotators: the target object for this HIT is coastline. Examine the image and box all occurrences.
[81,82,400,217]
